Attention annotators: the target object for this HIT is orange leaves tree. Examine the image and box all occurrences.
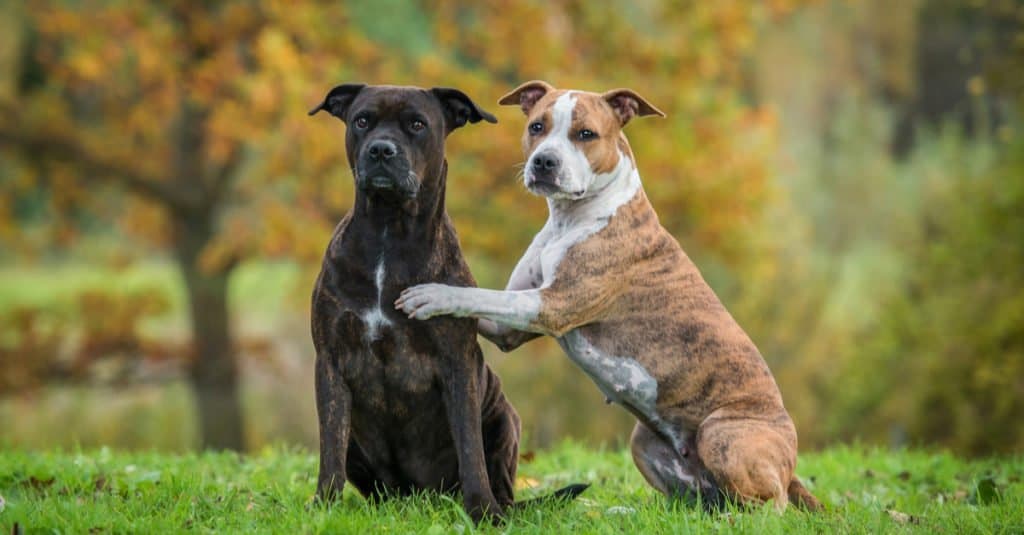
[1,1,799,450]
[419,0,795,269]
[0,2,367,450]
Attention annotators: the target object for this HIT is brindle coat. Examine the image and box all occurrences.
[397,81,822,512]
[308,84,518,522]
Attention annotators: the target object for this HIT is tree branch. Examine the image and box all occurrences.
[206,143,243,207]
[0,103,200,214]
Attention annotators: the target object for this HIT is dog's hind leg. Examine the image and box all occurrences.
[630,422,723,510]
[344,439,398,503]
[696,416,797,512]
[482,403,519,508]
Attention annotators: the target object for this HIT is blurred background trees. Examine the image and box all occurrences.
[1,0,1021,455]
[0,2,359,450]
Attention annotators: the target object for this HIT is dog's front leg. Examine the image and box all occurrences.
[477,318,540,352]
[397,277,617,338]
[315,351,352,502]
[396,285,543,332]
[440,345,503,523]
[476,246,545,351]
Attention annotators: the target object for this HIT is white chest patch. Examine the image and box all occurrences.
[536,161,641,286]
[362,260,392,341]
[538,221,606,285]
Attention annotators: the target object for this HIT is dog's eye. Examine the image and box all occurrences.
[354,117,369,129]
[410,120,426,132]
[529,121,544,135]
[577,129,597,141]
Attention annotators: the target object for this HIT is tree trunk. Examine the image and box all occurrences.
[175,214,245,451]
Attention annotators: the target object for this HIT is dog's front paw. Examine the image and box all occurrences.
[395,283,461,320]
[465,493,505,525]
[315,476,345,504]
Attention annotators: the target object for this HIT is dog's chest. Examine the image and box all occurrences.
[536,220,608,286]
[360,260,393,342]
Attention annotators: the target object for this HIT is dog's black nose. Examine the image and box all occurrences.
[532,152,560,172]
[367,140,398,161]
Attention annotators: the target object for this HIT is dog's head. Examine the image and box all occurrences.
[310,84,496,201]
[498,81,664,201]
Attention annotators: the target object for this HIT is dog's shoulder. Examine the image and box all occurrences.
[432,214,477,287]
[310,212,358,314]
[558,190,682,282]
[324,212,355,260]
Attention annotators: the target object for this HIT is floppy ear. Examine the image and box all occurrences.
[430,87,498,133]
[601,88,666,126]
[498,80,555,115]
[308,83,367,120]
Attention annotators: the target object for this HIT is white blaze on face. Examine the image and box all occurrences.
[524,92,637,203]
[525,92,591,199]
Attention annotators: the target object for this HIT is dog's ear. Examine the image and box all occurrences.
[308,83,367,120]
[430,87,498,133]
[498,80,555,115]
[600,88,666,126]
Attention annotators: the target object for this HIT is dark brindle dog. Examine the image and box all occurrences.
[308,83,583,522]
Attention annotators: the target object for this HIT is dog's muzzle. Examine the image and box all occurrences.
[525,150,563,193]
[357,140,418,198]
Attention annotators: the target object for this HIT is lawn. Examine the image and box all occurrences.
[1,444,1020,534]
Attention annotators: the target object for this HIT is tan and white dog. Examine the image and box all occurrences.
[396,81,821,511]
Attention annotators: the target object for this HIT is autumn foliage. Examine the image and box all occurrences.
[1,1,1021,454]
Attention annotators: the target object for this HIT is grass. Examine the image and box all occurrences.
[1,444,1021,534]
[0,260,636,451]
[0,260,306,326]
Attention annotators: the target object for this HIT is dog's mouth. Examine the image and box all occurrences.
[525,178,559,195]
[525,173,585,199]
[356,165,419,199]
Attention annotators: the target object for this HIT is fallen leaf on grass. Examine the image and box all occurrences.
[887,509,920,525]
[520,451,536,463]
[515,476,540,490]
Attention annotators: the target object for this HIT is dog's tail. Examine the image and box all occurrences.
[787,477,823,511]
[510,483,590,510]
